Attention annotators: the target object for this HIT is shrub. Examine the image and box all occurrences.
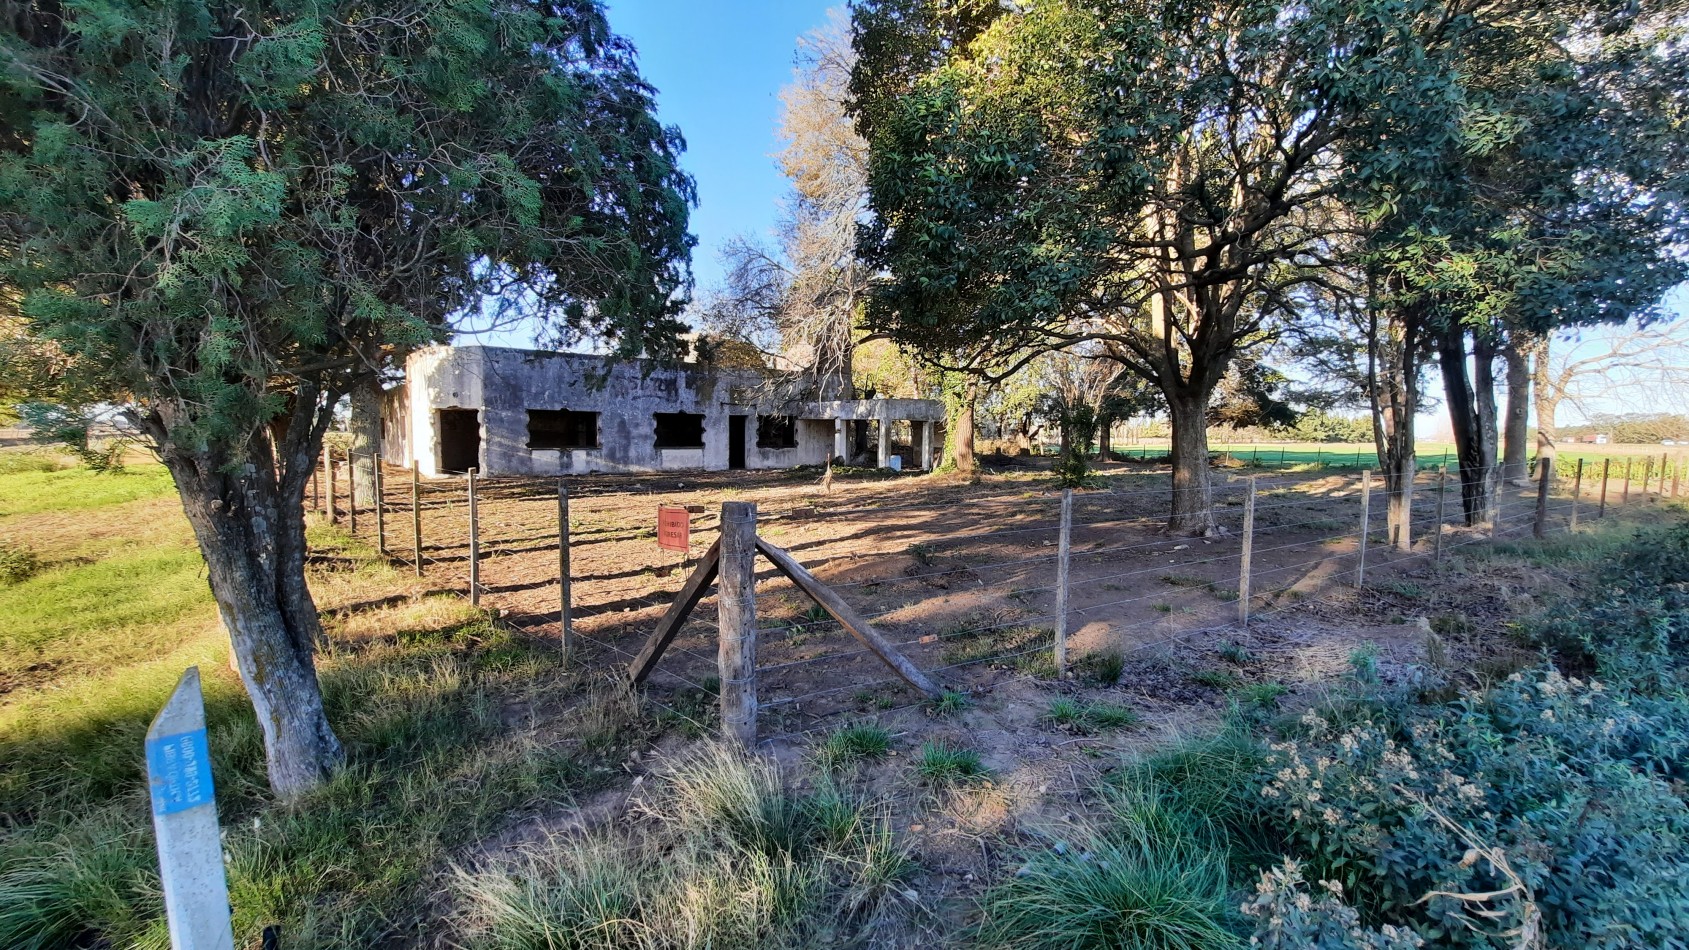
[1242,862,1424,950]
[1260,671,1689,948]
[0,541,41,585]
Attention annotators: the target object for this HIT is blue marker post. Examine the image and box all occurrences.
[146,667,235,950]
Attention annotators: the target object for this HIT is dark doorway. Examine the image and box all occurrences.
[439,409,480,474]
[728,416,748,470]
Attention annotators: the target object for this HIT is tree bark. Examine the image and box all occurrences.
[1500,333,1531,485]
[1474,333,1501,521]
[1529,335,1555,453]
[349,378,382,507]
[1438,321,1498,524]
[149,396,345,799]
[1166,389,1219,535]
[951,377,978,479]
[1369,295,1423,552]
[1096,415,1113,460]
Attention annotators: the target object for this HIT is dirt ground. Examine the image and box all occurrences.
[304,454,1683,945]
[331,456,1632,732]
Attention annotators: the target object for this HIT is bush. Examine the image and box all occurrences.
[1260,671,1689,948]
[1529,523,1689,688]
[0,541,41,585]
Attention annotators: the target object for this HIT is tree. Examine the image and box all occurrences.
[1534,318,1689,437]
[852,0,1477,535]
[0,0,694,797]
[699,11,868,401]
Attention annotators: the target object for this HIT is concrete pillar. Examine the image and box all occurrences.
[877,417,890,469]
[834,419,847,462]
[920,421,933,470]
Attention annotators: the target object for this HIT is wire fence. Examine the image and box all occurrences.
[307,447,1680,747]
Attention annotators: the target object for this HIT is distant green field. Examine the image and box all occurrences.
[1105,441,1687,478]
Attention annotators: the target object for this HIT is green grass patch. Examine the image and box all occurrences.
[917,740,987,785]
[1046,698,1140,733]
[0,463,176,517]
[814,723,892,772]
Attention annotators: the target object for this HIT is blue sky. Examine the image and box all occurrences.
[608,0,841,294]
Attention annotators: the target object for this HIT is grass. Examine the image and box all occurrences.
[1047,698,1141,733]
[917,740,987,785]
[1190,669,1242,690]
[928,690,972,716]
[457,744,912,948]
[0,458,648,947]
[813,723,893,772]
[980,772,1244,950]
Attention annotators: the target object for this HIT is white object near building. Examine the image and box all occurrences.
[146,667,236,950]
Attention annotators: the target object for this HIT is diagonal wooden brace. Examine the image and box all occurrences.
[628,538,721,685]
[754,537,943,699]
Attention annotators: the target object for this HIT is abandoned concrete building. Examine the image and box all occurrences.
[376,345,946,477]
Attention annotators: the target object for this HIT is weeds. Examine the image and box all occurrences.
[1191,669,1242,690]
[1047,699,1140,733]
[814,723,892,772]
[917,740,987,785]
[928,690,971,716]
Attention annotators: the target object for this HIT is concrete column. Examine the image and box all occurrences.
[920,421,933,470]
[877,417,890,469]
[834,419,847,462]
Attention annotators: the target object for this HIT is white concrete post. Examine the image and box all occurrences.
[833,419,847,462]
[146,667,236,950]
[876,416,890,469]
[920,421,933,471]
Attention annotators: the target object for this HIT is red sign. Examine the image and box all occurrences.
[657,505,691,553]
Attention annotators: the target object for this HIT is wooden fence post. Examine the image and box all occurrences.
[1642,456,1654,499]
[324,450,337,524]
[346,449,356,535]
[1569,458,1584,532]
[372,457,385,554]
[146,667,236,950]
[1674,454,1684,499]
[558,478,573,661]
[1533,454,1551,539]
[1054,488,1073,674]
[1491,466,1503,541]
[310,468,319,513]
[410,462,423,576]
[1622,459,1633,505]
[1239,476,1256,624]
[717,501,759,747]
[1357,470,1371,588]
[1599,458,1611,518]
[467,468,480,606]
[1434,465,1447,564]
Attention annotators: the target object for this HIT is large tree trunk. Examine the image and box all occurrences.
[150,397,344,799]
[951,377,978,479]
[1369,298,1422,552]
[1166,389,1219,535]
[1438,322,1498,525]
[350,378,382,506]
[1097,415,1113,460]
[1474,333,1501,522]
[1529,335,1555,457]
[1500,334,1531,485]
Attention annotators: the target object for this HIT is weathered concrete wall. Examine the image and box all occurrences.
[379,382,410,468]
[397,346,841,476]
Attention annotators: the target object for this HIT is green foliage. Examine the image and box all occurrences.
[1529,523,1689,688]
[1286,410,1375,445]
[0,541,40,585]
[916,740,986,785]
[1262,673,1689,948]
[814,723,893,772]
[455,745,913,949]
[1047,698,1140,733]
[928,690,971,716]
